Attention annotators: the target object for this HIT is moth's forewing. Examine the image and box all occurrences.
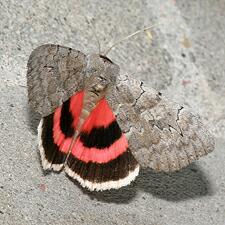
[27,44,86,116]
[107,76,215,172]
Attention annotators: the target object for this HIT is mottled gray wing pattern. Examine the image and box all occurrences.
[107,75,215,172]
[27,44,86,116]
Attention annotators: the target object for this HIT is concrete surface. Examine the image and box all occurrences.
[0,0,225,224]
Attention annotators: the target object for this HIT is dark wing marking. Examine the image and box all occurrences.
[38,114,67,171]
[79,120,122,149]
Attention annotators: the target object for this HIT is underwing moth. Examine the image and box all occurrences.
[27,44,215,191]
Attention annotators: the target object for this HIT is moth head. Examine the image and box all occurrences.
[84,53,119,96]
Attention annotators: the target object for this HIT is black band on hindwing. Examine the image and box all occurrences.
[42,114,67,164]
[79,120,122,149]
[60,98,75,137]
[66,149,138,183]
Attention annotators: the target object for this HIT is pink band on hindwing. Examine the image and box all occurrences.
[71,134,128,163]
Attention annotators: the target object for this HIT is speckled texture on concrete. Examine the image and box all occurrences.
[0,1,224,225]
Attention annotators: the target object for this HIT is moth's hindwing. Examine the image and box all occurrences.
[38,91,84,171]
[65,98,140,191]
[38,91,139,191]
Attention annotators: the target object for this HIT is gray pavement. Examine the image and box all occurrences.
[0,0,225,224]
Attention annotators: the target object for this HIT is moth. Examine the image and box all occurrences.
[27,34,214,191]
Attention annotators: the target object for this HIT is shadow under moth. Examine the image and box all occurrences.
[27,42,215,191]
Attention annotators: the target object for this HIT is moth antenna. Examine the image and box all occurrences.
[85,17,101,54]
[103,23,159,56]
